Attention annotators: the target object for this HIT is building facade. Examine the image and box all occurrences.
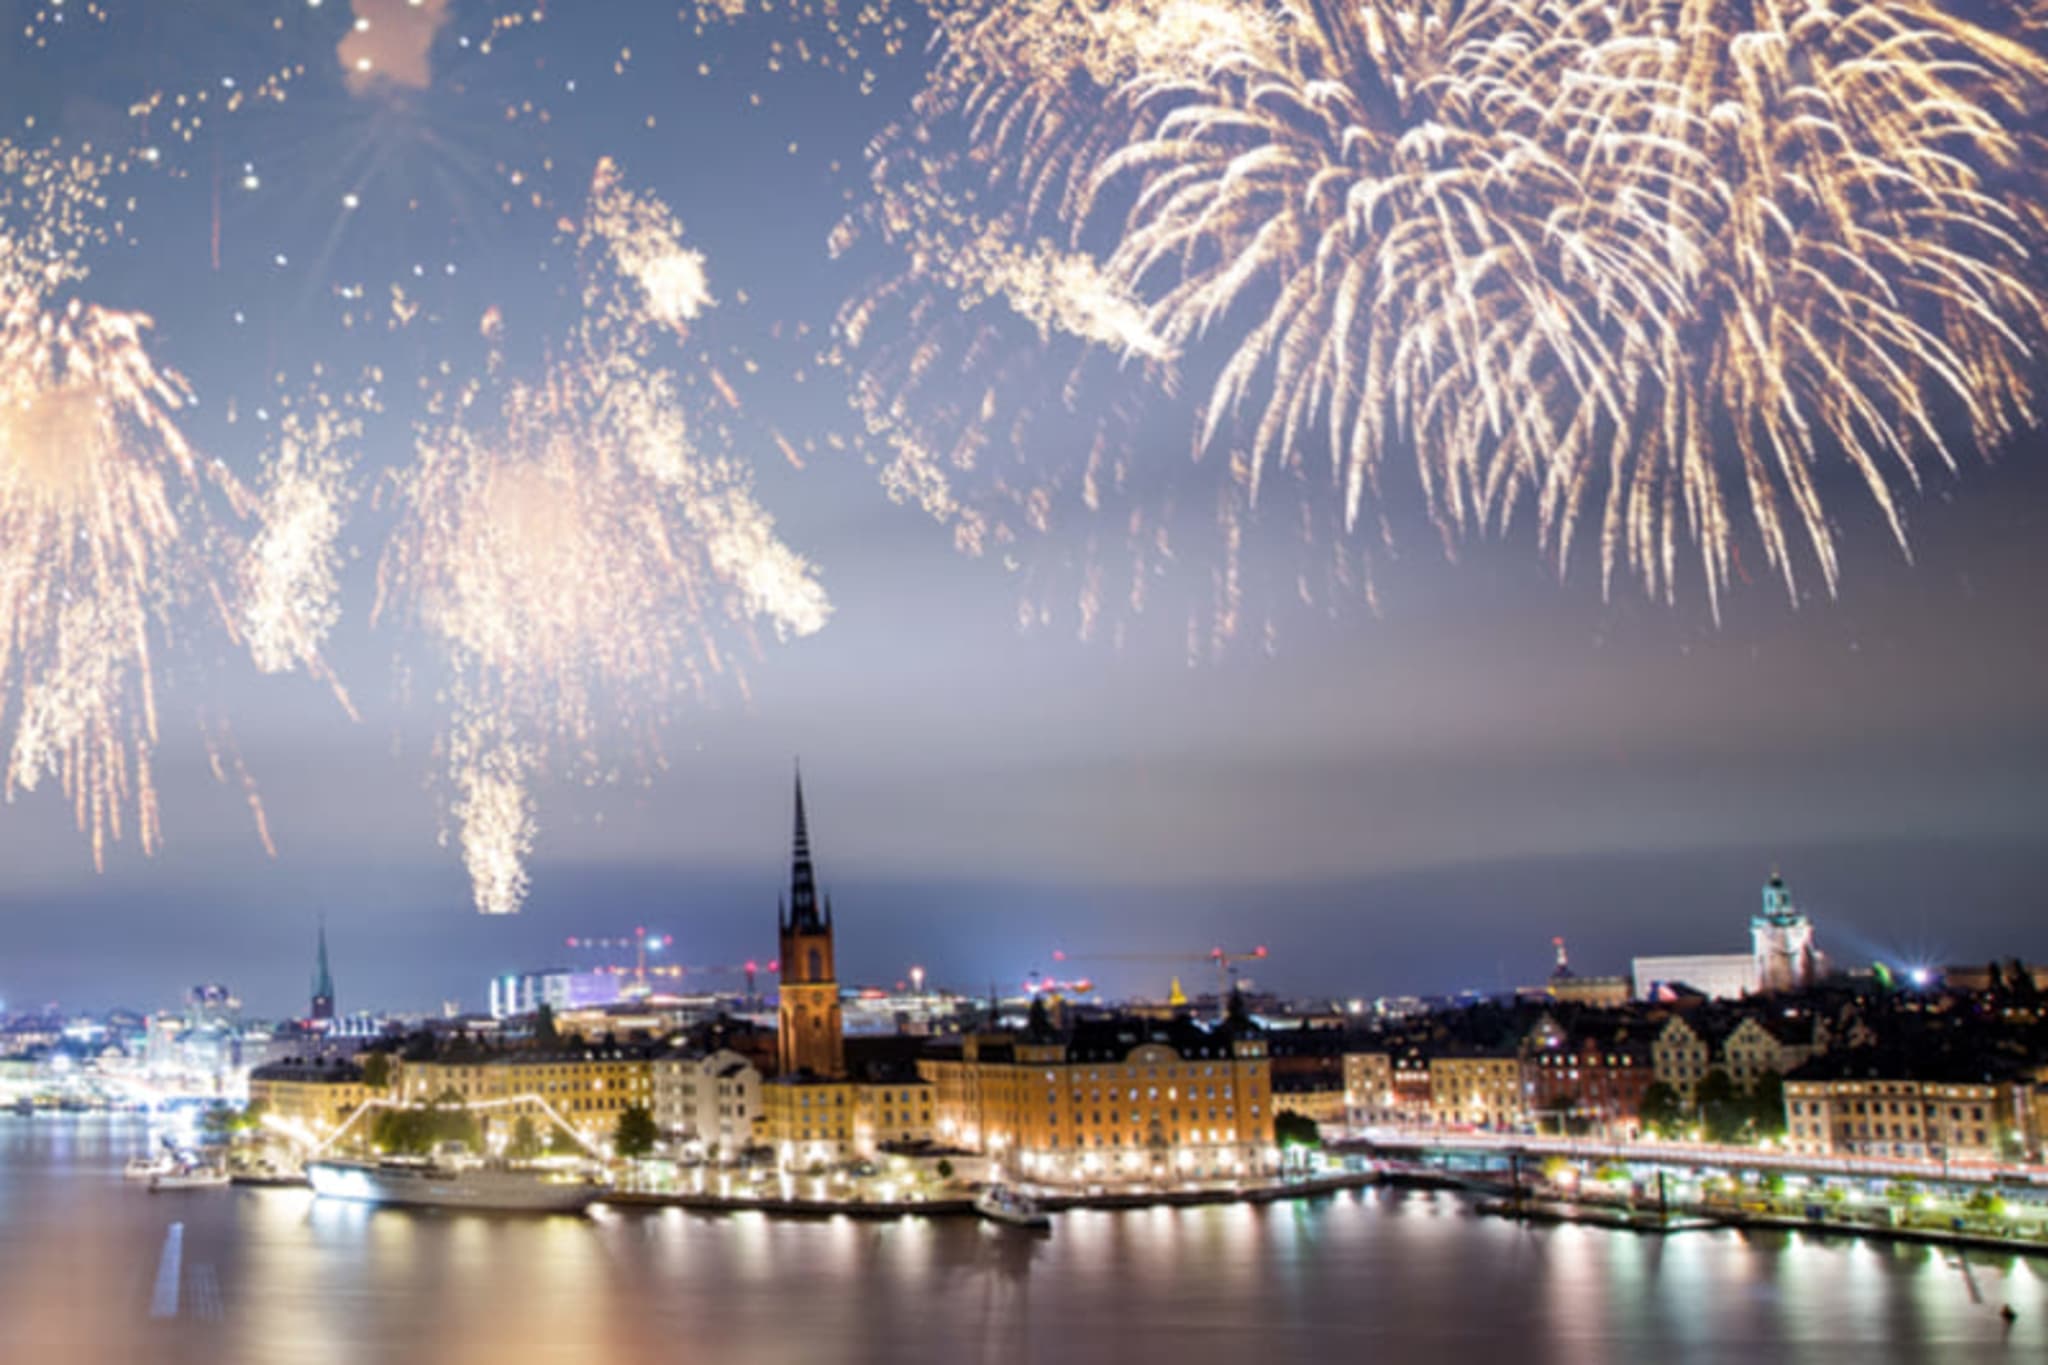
[919,1011,1277,1186]
[1342,1050,1394,1129]
[1429,1053,1524,1129]
[1784,1062,2025,1162]
[652,1047,761,1160]
[249,1056,371,1142]
[395,1043,656,1152]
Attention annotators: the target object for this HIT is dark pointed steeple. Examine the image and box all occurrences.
[786,766,824,932]
[311,917,336,1023]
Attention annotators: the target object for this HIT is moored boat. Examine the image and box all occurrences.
[975,1184,1051,1230]
[149,1166,231,1191]
[306,1157,606,1214]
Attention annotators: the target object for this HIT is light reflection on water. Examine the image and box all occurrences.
[1,1118,2043,1364]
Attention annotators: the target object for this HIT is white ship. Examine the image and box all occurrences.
[149,1166,230,1192]
[306,1157,606,1214]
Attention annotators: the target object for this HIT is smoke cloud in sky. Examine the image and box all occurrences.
[339,0,454,96]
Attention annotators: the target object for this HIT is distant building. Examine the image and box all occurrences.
[1752,872,1821,993]
[488,969,624,1021]
[1633,954,1758,1002]
[1634,871,1826,1000]
[1546,937,1631,1007]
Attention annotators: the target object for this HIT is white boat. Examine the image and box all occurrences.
[306,1158,606,1214]
[126,1156,174,1181]
[149,1166,230,1191]
[975,1184,1051,1230]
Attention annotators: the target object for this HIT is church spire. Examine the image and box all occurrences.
[311,917,335,1023]
[786,765,824,932]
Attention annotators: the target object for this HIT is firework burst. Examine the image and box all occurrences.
[379,158,829,914]
[0,140,357,866]
[843,0,2048,629]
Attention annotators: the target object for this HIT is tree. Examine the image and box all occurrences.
[359,1052,392,1092]
[534,1003,560,1047]
[1638,1082,1685,1137]
[1696,1070,1747,1143]
[613,1104,659,1159]
[372,1091,479,1155]
[934,1158,955,1182]
[1750,1071,1787,1140]
[1275,1111,1321,1149]
[507,1115,543,1161]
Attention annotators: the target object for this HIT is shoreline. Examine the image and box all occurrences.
[600,1170,1381,1219]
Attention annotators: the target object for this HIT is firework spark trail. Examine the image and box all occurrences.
[239,392,365,719]
[842,0,2048,630]
[380,159,829,914]
[1,141,356,866]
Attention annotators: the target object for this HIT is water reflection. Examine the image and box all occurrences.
[0,1119,2042,1364]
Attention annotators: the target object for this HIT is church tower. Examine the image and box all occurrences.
[1751,870,1818,994]
[777,771,844,1078]
[311,919,335,1024]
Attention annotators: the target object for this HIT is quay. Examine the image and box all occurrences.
[601,1170,1381,1220]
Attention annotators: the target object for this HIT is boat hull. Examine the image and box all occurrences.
[307,1161,604,1213]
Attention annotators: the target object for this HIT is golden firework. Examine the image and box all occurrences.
[844,0,2048,625]
[379,159,829,914]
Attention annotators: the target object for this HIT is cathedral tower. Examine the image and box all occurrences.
[1751,870,1819,994]
[777,771,844,1077]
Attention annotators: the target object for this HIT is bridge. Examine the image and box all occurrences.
[1341,1127,2048,1189]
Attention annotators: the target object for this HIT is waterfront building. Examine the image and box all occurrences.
[1783,1049,2029,1162]
[652,1047,761,1160]
[918,1001,1277,1186]
[1524,1028,1655,1135]
[1267,1022,1347,1127]
[249,1055,372,1142]
[395,1042,657,1151]
[777,772,844,1080]
[1342,1050,1394,1129]
[1428,1050,1524,1129]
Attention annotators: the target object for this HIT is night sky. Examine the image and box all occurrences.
[0,0,2043,1017]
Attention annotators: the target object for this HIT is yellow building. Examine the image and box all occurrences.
[761,1064,935,1168]
[248,1056,377,1144]
[1428,1053,1524,1129]
[395,1043,656,1152]
[919,1014,1276,1186]
[1343,1051,1394,1127]
[1784,1056,2027,1161]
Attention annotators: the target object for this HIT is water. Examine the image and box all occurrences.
[3,1117,2043,1363]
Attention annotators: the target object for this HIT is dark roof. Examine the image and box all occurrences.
[1788,1045,2025,1087]
[250,1056,364,1084]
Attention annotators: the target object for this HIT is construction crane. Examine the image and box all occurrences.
[1048,945,1269,1015]
[565,930,775,999]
